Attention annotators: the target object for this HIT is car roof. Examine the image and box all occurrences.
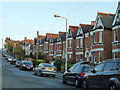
[73,61,90,66]
[103,58,120,63]
[23,61,31,62]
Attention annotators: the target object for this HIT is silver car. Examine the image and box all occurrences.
[34,63,56,77]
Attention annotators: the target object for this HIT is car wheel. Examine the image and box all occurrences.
[82,80,89,90]
[34,71,37,75]
[109,84,118,90]
[75,79,80,88]
[62,76,67,84]
[52,75,55,77]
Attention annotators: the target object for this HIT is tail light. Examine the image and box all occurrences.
[80,72,85,77]
[54,69,56,71]
[42,67,45,70]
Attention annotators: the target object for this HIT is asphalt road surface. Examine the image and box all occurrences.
[1,52,81,90]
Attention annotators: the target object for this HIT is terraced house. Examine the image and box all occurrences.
[112,2,120,59]
[38,35,45,53]
[54,32,66,60]
[67,26,79,62]
[31,2,120,64]
[76,23,93,62]
[84,12,115,64]
[43,33,58,59]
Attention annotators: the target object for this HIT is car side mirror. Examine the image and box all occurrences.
[91,69,96,73]
[67,69,71,72]
[116,68,119,70]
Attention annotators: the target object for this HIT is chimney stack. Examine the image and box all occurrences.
[24,37,27,40]
[91,21,95,26]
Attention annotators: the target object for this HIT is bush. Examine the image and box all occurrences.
[67,63,73,70]
[38,60,46,64]
[88,63,96,66]
[54,60,64,71]
[32,60,37,67]
[45,59,50,63]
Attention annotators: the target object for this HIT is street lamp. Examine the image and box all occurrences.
[54,14,68,72]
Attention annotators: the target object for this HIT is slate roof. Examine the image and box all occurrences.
[80,24,94,34]
[68,26,79,39]
[98,12,115,29]
[45,33,58,42]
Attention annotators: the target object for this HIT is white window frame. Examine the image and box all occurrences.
[94,52,97,63]
[69,54,71,60]
[59,44,61,51]
[69,40,71,48]
[91,35,93,46]
[80,54,83,61]
[80,38,83,48]
[114,29,118,42]
[99,51,102,63]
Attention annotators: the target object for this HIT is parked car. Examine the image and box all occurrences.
[10,58,17,64]
[34,63,56,77]
[62,61,94,88]
[16,61,21,67]
[82,58,120,90]
[20,61,33,71]
[7,57,13,62]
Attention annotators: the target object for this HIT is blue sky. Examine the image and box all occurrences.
[0,2,118,48]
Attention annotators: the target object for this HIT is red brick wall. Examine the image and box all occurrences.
[103,29,112,60]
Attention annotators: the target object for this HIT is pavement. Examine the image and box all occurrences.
[33,68,63,79]
[56,72,63,79]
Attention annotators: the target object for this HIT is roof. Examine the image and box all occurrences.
[80,24,94,34]
[38,35,45,39]
[46,33,58,39]
[98,12,115,29]
[68,26,79,39]
[59,31,66,35]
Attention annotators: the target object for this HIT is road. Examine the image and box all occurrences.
[1,52,81,90]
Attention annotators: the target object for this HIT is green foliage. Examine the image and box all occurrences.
[38,60,46,64]
[45,59,50,63]
[30,52,47,60]
[14,44,26,60]
[32,60,37,67]
[67,63,73,70]
[4,37,14,55]
[54,60,64,71]
[88,63,96,66]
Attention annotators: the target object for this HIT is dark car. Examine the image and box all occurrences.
[62,61,94,88]
[82,58,120,90]
[16,61,21,67]
[10,58,17,64]
[20,61,33,71]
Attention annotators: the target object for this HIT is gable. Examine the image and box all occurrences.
[68,28,72,37]
[113,3,120,26]
[50,35,53,43]
[77,25,83,36]
[93,14,104,29]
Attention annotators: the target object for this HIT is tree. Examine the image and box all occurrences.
[14,44,26,60]
[4,37,14,55]
[29,51,47,60]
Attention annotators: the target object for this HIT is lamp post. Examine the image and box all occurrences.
[36,31,39,67]
[54,14,68,72]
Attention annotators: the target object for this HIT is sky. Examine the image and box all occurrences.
[0,1,119,48]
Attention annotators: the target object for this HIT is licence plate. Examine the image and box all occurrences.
[47,68,52,70]
[27,67,30,69]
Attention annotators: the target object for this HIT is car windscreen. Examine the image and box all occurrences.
[17,61,21,64]
[43,64,55,68]
[84,66,93,73]
[117,62,120,69]
[23,62,32,65]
